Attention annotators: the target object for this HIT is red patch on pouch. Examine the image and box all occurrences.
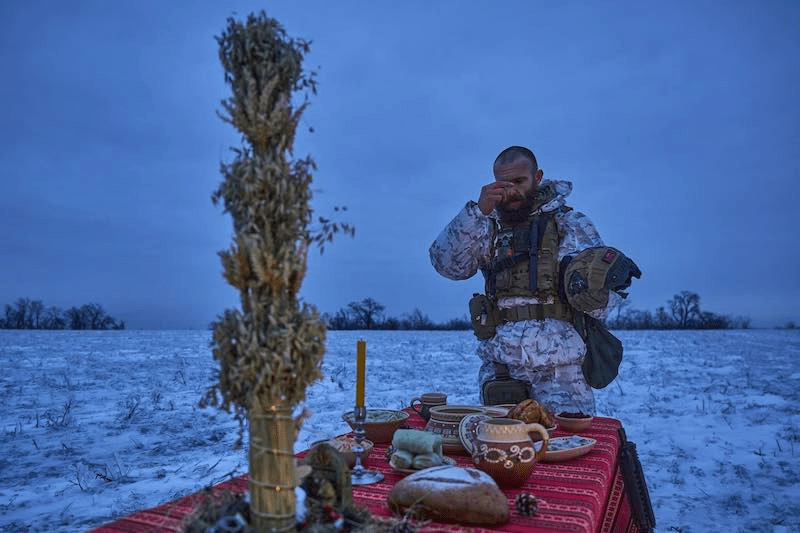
[602,250,617,263]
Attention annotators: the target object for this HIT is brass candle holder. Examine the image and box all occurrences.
[349,405,383,485]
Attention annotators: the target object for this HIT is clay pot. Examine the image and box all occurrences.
[426,405,486,454]
[466,417,549,487]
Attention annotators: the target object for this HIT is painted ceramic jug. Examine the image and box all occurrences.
[467,417,549,487]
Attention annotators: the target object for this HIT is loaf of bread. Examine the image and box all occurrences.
[507,399,554,427]
[388,465,509,525]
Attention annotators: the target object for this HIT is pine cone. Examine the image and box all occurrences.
[515,492,539,516]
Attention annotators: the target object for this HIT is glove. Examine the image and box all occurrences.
[562,247,641,313]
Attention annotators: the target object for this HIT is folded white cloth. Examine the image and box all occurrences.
[390,429,444,470]
[412,453,443,469]
[389,449,414,469]
[392,429,444,456]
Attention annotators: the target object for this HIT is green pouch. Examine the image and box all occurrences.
[469,293,500,340]
[482,379,530,405]
[481,363,530,405]
[574,312,623,389]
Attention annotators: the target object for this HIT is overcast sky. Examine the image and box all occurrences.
[1,1,798,329]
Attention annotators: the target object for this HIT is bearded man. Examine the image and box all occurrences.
[429,146,631,414]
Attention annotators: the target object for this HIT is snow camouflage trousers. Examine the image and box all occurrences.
[477,318,596,415]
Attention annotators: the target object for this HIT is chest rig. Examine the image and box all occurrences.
[481,205,573,322]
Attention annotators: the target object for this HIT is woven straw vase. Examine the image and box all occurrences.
[249,403,296,531]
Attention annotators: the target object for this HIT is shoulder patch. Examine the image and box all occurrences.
[602,249,617,264]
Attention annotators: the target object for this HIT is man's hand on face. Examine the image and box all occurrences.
[478,181,521,216]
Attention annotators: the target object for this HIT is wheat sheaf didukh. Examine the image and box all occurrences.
[199,12,340,531]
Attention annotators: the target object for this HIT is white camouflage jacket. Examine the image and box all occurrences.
[429,179,617,412]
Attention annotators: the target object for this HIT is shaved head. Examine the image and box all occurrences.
[494,146,538,171]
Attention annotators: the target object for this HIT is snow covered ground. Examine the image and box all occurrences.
[1,328,798,532]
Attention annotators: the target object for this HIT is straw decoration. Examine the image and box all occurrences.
[199,11,350,531]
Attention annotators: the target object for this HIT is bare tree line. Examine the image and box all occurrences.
[606,290,752,330]
[322,298,470,331]
[0,297,125,330]
[1,292,772,332]
[323,291,756,331]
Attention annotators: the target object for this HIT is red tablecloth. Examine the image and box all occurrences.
[90,410,638,533]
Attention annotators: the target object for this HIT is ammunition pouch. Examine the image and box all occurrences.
[469,293,500,340]
[481,363,530,405]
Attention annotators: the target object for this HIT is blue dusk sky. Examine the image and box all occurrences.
[1,1,798,329]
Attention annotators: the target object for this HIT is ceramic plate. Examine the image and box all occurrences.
[390,455,456,475]
[482,405,511,417]
[457,413,491,456]
[538,435,597,462]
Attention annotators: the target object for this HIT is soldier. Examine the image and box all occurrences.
[429,146,639,414]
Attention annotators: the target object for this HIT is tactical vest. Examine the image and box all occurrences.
[484,212,561,299]
[481,198,573,322]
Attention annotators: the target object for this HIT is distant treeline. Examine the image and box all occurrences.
[323,291,758,331]
[1,298,125,330]
[322,298,471,331]
[606,290,752,330]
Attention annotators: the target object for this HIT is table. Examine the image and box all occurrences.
[90,410,641,533]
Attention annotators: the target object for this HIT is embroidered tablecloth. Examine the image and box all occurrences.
[89,411,638,533]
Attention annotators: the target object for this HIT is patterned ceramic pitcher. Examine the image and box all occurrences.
[468,417,549,487]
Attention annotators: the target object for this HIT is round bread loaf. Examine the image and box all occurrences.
[387,465,509,525]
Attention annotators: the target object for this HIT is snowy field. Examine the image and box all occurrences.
[1,328,799,532]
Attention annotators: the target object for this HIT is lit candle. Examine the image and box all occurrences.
[356,339,366,407]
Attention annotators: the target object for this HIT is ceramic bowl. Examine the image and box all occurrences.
[342,409,409,443]
[312,436,374,468]
[426,405,506,454]
[554,412,593,432]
